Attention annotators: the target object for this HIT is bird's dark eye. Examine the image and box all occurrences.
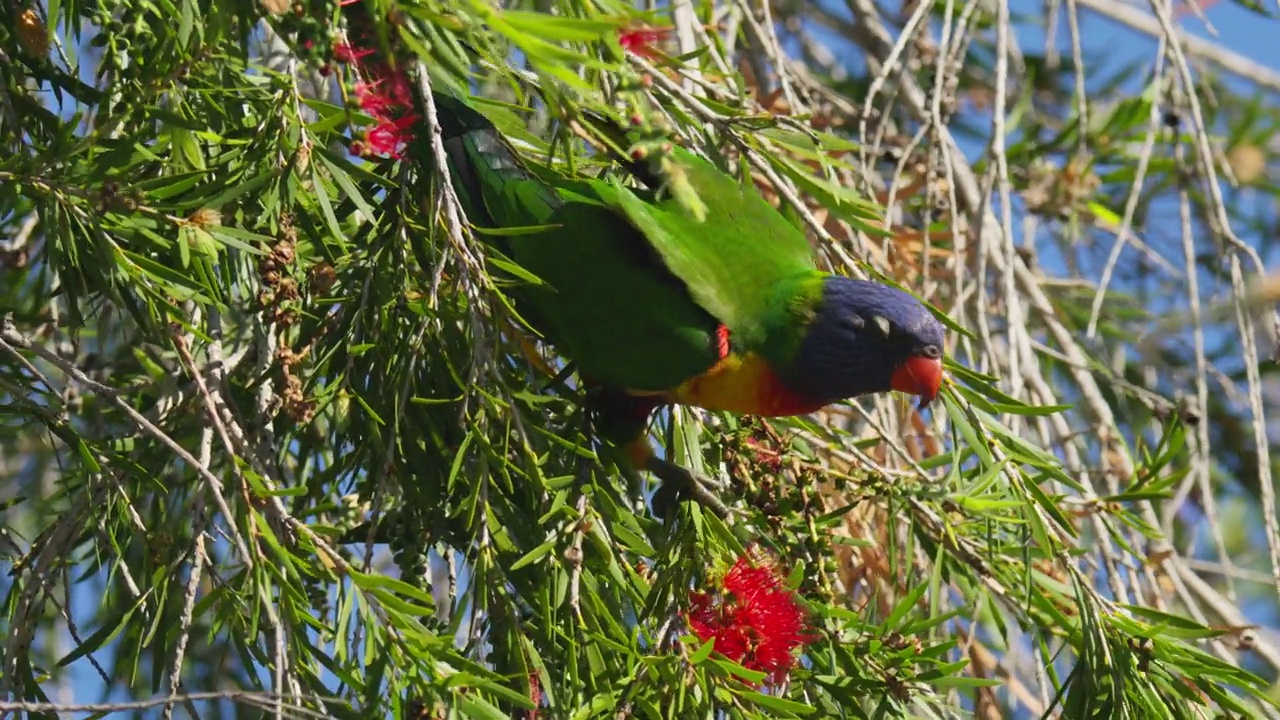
[921,344,942,359]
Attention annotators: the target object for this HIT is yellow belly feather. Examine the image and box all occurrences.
[668,352,779,415]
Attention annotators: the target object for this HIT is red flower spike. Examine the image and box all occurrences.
[617,25,671,60]
[386,72,414,105]
[333,42,374,64]
[685,554,814,685]
[744,437,782,472]
[354,81,395,113]
[342,42,418,160]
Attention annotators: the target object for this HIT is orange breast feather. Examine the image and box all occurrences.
[668,352,825,418]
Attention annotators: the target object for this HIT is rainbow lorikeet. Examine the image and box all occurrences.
[430,93,945,512]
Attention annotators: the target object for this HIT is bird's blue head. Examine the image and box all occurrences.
[782,275,946,408]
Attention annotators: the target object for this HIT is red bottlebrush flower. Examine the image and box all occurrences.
[345,55,417,159]
[617,25,671,60]
[333,42,374,64]
[744,437,782,473]
[686,553,814,684]
[387,72,414,104]
[364,112,418,158]
[334,12,417,161]
[354,80,397,113]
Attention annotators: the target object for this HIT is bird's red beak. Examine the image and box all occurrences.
[890,355,943,408]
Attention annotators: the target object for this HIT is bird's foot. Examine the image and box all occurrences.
[645,455,730,520]
[616,437,730,519]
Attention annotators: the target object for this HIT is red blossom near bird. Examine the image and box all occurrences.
[335,41,418,159]
[351,78,417,158]
[617,25,671,59]
[744,437,783,473]
[363,113,417,157]
[686,553,814,684]
[333,42,374,64]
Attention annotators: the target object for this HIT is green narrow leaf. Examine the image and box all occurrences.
[509,538,557,571]
[736,689,816,716]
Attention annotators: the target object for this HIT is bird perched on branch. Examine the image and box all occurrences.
[428,90,946,515]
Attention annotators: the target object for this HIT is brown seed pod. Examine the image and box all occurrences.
[15,8,50,59]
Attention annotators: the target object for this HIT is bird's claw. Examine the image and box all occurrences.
[645,456,730,519]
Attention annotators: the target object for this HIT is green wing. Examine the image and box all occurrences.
[609,147,817,345]
[435,99,720,392]
[499,184,722,392]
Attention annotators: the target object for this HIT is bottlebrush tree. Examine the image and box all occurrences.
[2,0,1280,718]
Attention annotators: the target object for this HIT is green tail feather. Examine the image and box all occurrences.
[430,92,556,233]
